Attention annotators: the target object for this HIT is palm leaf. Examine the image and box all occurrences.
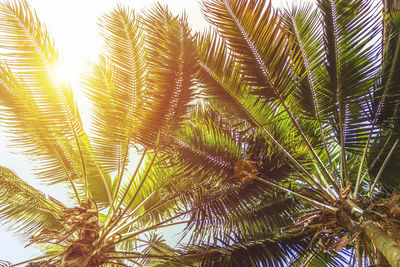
[166,104,242,181]
[137,4,198,148]
[364,0,400,196]
[367,133,400,193]
[200,0,321,160]
[83,5,146,173]
[0,166,64,239]
[0,0,111,204]
[373,5,400,130]
[282,4,342,179]
[283,4,325,120]
[202,0,290,99]
[317,0,380,156]
[178,234,349,267]
[196,30,328,192]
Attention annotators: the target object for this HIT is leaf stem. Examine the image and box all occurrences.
[251,175,337,212]
[51,144,81,205]
[368,138,399,196]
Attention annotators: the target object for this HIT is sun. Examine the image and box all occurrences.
[49,60,91,118]
[49,60,86,97]
[50,62,74,85]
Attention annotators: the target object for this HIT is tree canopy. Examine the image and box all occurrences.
[1,0,400,266]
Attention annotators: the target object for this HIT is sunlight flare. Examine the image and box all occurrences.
[50,61,80,86]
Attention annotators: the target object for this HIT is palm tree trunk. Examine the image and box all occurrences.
[383,0,400,55]
[383,0,400,11]
[364,221,400,267]
[377,249,390,267]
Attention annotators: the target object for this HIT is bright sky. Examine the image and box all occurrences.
[0,0,292,263]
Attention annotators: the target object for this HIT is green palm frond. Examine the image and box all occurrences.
[196,30,308,164]
[200,0,316,155]
[196,29,335,197]
[317,0,380,156]
[372,4,400,130]
[0,166,64,239]
[181,185,303,245]
[0,0,111,204]
[283,4,325,120]
[282,4,345,182]
[367,133,400,193]
[202,0,290,100]
[196,29,295,137]
[100,4,146,101]
[137,4,198,148]
[177,234,349,267]
[368,8,400,198]
[82,6,146,174]
[82,56,132,174]
[196,30,256,131]
[166,104,242,180]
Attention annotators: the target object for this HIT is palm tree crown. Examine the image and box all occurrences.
[189,0,400,265]
[0,1,199,265]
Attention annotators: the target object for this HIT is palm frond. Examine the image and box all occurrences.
[82,57,131,174]
[200,0,329,169]
[178,234,349,267]
[83,6,146,173]
[0,0,79,140]
[283,4,325,120]
[374,5,400,131]
[202,0,290,99]
[282,4,343,180]
[181,184,303,246]
[196,30,265,131]
[367,133,400,193]
[0,166,64,239]
[196,30,326,191]
[166,104,242,181]
[317,0,380,155]
[0,0,112,204]
[137,4,198,147]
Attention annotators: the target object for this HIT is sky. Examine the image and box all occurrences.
[0,0,292,263]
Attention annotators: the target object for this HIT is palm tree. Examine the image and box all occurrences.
[3,0,400,266]
[167,0,400,265]
[0,1,201,265]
